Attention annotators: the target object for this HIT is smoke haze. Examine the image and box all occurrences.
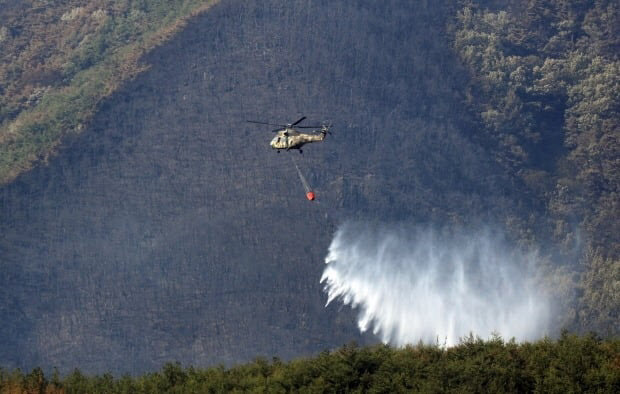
[321,223,551,346]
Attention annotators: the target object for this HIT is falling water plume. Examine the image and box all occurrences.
[320,222,551,346]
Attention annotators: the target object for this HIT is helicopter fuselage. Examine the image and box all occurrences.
[270,128,326,150]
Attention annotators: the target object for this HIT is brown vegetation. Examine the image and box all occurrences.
[0,0,219,185]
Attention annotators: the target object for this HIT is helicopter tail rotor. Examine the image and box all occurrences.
[320,122,333,135]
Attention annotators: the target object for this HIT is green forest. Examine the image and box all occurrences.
[451,0,618,334]
[1,335,618,393]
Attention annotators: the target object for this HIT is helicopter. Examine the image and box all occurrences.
[247,116,331,153]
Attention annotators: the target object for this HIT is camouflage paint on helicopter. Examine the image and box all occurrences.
[247,116,331,153]
[269,126,328,151]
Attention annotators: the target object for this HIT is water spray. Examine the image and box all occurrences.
[320,222,550,346]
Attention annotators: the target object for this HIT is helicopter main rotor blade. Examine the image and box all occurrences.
[291,116,306,126]
[296,125,324,129]
[247,120,287,127]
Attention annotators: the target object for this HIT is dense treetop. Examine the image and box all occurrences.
[1,334,618,393]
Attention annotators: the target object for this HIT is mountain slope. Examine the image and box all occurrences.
[0,0,519,374]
